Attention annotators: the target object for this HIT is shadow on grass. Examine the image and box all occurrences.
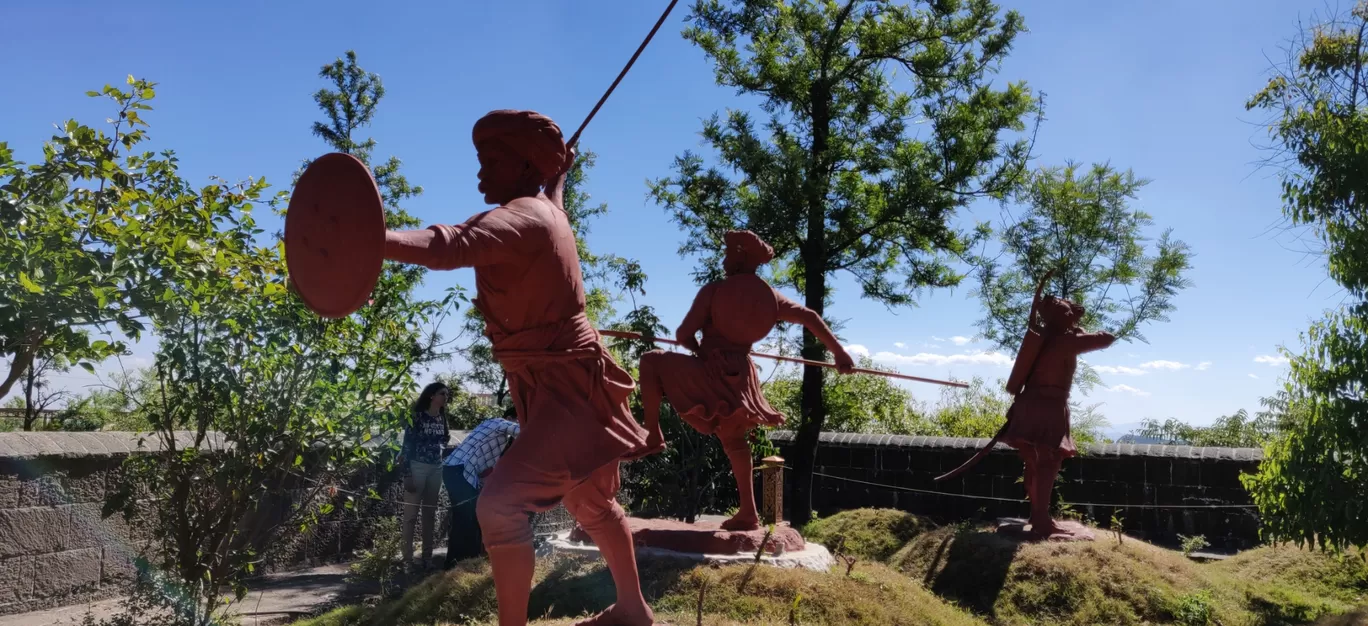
[527,559,694,621]
[906,527,1022,619]
[1311,607,1368,625]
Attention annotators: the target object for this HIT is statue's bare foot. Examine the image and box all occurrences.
[720,513,761,531]
[1026,520,1062,539]
[997,518,1096,542]
[572,603,659,626]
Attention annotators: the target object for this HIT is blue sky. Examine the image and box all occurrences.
[1,1,1334,435]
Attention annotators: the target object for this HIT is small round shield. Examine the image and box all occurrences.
[708,273,780,345]
[284,152,386,319]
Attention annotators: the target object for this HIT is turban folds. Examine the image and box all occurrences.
[1039,295,1082,329]
[472,110,568,182]
[723,230,775,272]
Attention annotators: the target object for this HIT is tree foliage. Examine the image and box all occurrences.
[99,54,457,625]
[974,162,1193,394]
[1132,397,1290,448]
[3,354,69,430]
[0,77,242,403]
[763,356,922,435]
[1241,2,1368,552]
[916,376,1108,443]
[649,0,1040,525]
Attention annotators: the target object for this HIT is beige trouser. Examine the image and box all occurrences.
[402,461,443,563]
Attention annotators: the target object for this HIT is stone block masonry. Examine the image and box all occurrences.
[1,428,1266,616]
[764,431,1264,551]
[0,431,465,617]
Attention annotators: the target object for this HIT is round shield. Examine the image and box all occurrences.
[284,153,386,319]
[708,273,780,345]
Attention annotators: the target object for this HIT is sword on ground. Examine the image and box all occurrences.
[597,329,969,389]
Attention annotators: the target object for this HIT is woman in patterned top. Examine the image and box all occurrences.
[398,381,451,570]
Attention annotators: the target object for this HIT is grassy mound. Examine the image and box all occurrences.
[802,508,932,561]
[296,554,984,626]
[298,509,1367,626]
[1210,544,1368,624]
[891,523,1368,625]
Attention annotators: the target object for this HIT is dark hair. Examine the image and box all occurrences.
[413,382,450,417]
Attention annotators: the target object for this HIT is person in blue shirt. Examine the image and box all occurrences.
[398,382,451,570]
[442,416,521,568]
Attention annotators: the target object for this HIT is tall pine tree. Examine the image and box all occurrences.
[293,51,450,377]
[649,0,1040,524]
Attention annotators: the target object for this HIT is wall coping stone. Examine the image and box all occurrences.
[0,431,228,460]
[764,430,1264,461]
[0,430,479,461]
[2,429,1262,462]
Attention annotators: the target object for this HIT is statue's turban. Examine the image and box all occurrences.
[723,230,775,271]
[472,110,567,182]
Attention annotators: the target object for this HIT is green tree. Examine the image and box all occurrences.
[649,0,1040,524]
[1240,2,1368,551]
[56,382,144,432]
[916,376,1108,443]
[10,354,68,431]
[297,51,452,365]
[99,55,459,624]
[301,51,423,224]
[974,162,1193,393]
[763,356,922,435]
[1131,403,1286,448]
[1,77,235,403]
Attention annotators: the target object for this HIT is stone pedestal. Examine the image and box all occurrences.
[551,515,834,572]
[996,517,1097,542]
[569,517,805,555]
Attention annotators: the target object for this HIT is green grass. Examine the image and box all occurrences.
[295,509,1368,626]
[802,508,933,561]
[891,520,1368,625]
[296,553,984,626]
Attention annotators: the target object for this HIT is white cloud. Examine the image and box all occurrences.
[1196,361,1212,371]
[1093,365,1147,376]
[1254,355,1290,367]
[870,350,1013,368]
[1140,360,1191,371]
[1248,374,1259,379]
[930,336,946,343]
[949,336,972,346]
[845,344,871,358]
[893,342,906,349]
[1108,384,1151,397]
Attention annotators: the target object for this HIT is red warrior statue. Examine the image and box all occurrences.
[634,230,855,531]
[937,271,1116,540]
[384,111,657,625]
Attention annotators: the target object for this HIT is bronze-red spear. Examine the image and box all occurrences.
[598,329,969,388]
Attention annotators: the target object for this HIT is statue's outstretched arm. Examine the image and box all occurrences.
[775,291,854,373]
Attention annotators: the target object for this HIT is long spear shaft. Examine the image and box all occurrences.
[598,329,969,389]
[566,0,681,150]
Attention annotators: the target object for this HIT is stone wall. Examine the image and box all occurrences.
[765,431,1263,551]
[0,428,1268,615]
[0,431,430,617]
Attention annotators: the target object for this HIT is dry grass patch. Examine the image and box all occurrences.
[802,508,933,562]
[297,510,1368,626]
[296,553,982,626]
[892,523,1368,625]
